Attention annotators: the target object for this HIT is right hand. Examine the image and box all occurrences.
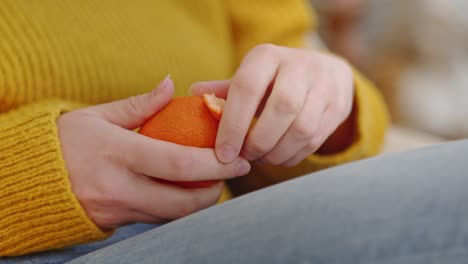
[57,76,251,230]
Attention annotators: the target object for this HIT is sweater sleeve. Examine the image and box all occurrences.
[0,100,111,256]
[226,0,390,195]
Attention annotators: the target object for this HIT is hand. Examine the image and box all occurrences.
[191,44,355,167]
[57,77,250,230]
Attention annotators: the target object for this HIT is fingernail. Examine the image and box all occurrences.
[188,84,196,95]
[236,160,251,176]
[189,82,203,96]
[152,74,171,96]
[218,144,237,162]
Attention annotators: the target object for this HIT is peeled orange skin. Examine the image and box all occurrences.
[203,93,224,121]
[139,95,223,188]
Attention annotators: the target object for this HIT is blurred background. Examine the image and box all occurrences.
[310,0,468,140]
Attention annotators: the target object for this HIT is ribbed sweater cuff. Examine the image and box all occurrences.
[0,100,110,256]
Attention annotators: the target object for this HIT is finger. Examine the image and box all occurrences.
[259,83,329,165]
[216,44,281,163]
[110,210,165,227]
[128,176,224,220]
[242,62,309,161]
[280,145,314,168]
[123,132,251,182]
[281,108,339,167]
[127,210,166,224]
[190,80,230,99]
[280,80,354,167]
[93,75,174,129]
[85,204,165,229]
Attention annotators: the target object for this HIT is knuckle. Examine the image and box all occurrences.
[335,97,347,112]
[170,154,195,181]
[322,52,346,66]
[230,75,259,95]
[328,104,342,119]
[227,123,246,141]
[335,56,352,71]
[338,103,351,122]
[330,102,350,124]
[250,43,278,57]
[291,119,316,140]
[333,57,354,85]
[311,86,329,101]
[306,137,322,152]
[273,93,302,115]
[248,141,272,156]
[127,95,144,117]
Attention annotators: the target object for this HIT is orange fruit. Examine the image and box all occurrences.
[139,94,225,188]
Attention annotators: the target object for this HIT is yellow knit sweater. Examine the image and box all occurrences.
[0,0,389,256]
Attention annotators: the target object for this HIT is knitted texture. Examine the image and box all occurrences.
[0,0,388,256]
[0,101,110,256]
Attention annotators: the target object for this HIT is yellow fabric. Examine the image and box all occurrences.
[0,101,111,256]
[0,0,389,256]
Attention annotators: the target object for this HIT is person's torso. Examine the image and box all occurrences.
[0,0,235,112]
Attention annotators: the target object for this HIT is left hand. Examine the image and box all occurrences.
[191,44,355,167]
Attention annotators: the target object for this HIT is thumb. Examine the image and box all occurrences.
[95,75,174,129]
[190,80,230,99]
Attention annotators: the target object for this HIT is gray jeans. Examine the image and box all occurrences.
[8,140,468,264]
